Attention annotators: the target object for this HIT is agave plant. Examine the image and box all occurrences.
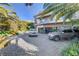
[37,3,79,23]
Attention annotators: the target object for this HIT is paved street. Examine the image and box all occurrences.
[18,33,71,56]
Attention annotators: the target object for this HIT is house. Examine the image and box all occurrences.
[34,13,71,33]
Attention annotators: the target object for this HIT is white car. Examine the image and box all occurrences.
[28,29,38,37]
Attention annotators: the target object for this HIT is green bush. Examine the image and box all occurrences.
[15,32,19,35]
[0,31,19,37]
[62,39,79,56]
[0,31,12,36]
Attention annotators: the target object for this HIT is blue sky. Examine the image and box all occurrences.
[11,3,43,21]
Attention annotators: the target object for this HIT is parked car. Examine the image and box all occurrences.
[28,29,38,37]
[48,28,79,41]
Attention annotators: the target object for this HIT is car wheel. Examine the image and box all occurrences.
[53,36,60,41]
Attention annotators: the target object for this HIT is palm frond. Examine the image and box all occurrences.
[0,3,11,6]
[38,4,65,16]
[55,4,79,20]
[0,7,8,17]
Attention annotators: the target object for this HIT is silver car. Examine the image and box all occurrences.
[28,29,38,37]
[48,28,79,41]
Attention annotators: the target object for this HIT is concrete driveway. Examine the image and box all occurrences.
[18,33,71,56]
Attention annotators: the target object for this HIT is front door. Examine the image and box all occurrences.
[45,27,52,33]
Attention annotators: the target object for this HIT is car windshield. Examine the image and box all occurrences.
[62,29,73,33]
[30,29,36,31]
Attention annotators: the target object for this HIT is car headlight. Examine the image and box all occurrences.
[48,33,53,36]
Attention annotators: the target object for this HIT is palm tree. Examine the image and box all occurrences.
[37,3,79,24]
[0,4,11,31]
[0,3,19,32]
[0,3,11,17]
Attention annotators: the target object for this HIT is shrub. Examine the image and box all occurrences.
[15,32,19,35]
[62,39,79,56]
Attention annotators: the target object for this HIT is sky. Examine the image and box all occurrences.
[11,3,43,21]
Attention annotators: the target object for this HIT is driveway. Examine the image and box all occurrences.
[0,33,71,56]
[18,33,71,56]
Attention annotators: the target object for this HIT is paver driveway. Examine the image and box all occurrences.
[19,33,71,56]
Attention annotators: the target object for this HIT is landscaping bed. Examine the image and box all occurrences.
[62,39,79,56]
